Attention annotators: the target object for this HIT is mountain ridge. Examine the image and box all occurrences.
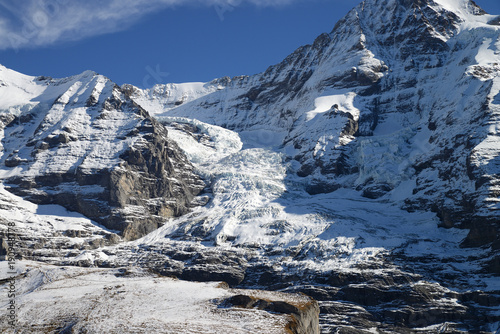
[0,65,205,240]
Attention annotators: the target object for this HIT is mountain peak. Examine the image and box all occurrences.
[354,0,496,32]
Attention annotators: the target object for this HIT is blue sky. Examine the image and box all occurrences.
[0,0,499,88]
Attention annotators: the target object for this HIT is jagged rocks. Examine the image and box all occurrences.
[99,243,249,287]
[126,0,500,252]
[4,156,28,167]
[361,183,393,199]
[1,0,500,333]
[460,220,499,248]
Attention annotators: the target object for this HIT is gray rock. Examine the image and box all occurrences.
[3,82,205,241]
[225,292,320,334]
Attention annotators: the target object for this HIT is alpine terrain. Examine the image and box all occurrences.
[1,0,500,332]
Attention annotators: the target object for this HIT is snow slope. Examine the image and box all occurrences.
[120,0,500,331]
[97,115,498,332]
[0,67,136,174]
[0,261,315,334]
[124,117,493,285]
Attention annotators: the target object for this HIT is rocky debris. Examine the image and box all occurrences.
[4,155,28,167]
[0,185,121,263]
[43,236,498,333]
[361,183,393,199]
[284,277,498,333]
[69,242,249,287]
[181,265,245,287]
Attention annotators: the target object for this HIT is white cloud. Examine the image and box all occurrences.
[0,0,300,51]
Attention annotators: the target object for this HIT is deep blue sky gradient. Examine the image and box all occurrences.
[0,0,499,87]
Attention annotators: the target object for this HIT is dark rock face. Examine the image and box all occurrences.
[1,74,204,240]
[181,266,245,287]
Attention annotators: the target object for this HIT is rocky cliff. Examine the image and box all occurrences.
[0,66,204,240]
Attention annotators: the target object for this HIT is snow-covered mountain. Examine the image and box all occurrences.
[1,0,500,333]
[128,0,500,249]
[0,65,205,241]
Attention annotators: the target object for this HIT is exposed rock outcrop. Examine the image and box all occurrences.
[226,292,320,334]
[0,69,205,240]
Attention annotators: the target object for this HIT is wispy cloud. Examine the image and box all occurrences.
[0,0,300,51]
